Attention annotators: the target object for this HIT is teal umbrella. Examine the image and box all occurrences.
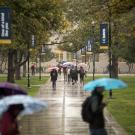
[83,78,127,91]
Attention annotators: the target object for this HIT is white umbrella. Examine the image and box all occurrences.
[63,62,74,67]
[78,63,87,67]
[77,63,88,70]
[47,67,59,71]
[0,95,47,116]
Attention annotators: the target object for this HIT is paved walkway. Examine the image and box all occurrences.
[20,75,127,135]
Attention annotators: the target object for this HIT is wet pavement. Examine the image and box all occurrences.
[20,75,127,135]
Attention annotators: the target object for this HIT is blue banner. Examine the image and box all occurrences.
[0,7,11,40]
[87,39,92,52]
[81,47,85,55]
[73,52,76,59]
[100,23,108,46]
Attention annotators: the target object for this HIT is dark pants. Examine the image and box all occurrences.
[52,81,56,90]
[89,128,107,135]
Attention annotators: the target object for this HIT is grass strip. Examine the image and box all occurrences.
[0,75,49,96]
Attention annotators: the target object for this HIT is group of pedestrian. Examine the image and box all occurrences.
[50,65,86,90]
[50,63,108,135]
[62,66,86,85]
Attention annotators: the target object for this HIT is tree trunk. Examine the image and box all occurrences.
[111,21,119,79]
[15,65,21,80]
[23,63,26,77]
[7,49,15,83]
[111,54,118,78]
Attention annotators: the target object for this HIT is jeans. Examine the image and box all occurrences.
[89,128,108,135]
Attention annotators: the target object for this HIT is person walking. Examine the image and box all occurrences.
[0,104,24,135]
[50,69,58,90]
[63,66,67,82]
[70,66,78,85]
[81,86,107,135]
[78,66,85,86]
[58,66,62,75]
[67,67,71,83]
[31,64,35,76]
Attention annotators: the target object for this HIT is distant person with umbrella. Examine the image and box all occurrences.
[78,66,86,86]
[50,69,58,90]
[31,64,36,76]
[70,66,78,85]
[63,66,67,82]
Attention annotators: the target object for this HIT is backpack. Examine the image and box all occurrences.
[81,96,94,123]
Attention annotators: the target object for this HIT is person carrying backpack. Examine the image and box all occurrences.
[81,86,108,135]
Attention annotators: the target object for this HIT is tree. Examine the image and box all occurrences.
[1,0,66,82]
[61,0,135,77]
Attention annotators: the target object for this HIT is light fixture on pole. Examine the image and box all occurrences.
[91,20,95,80]
[27,34,35,88]
[27,43,30,88]
[39,48,42,80]
[85,45,87,64]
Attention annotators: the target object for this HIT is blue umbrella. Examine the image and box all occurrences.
[0,95,47,116]
[83,78,127,91]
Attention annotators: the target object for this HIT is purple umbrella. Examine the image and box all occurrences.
[0,82,27,96]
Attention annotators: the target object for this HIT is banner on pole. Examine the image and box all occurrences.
[100,23,108,49]
[87,39,92,52]
[0,7,11,44]
[81,47,85,55]
[73,52,76,59]
[31,35,35,48]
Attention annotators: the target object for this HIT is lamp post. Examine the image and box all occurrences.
[27,43,30,88]
[84,45,87,64]
[92,21,95,80]
[39,48,42,80]
[108,9,112,98]
[75,51,77,66]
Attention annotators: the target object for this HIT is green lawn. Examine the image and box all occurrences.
[0,74,135,134]
[84,76,135,135]
[0,75,49,96]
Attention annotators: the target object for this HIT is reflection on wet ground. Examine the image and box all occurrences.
[20,75,117,135]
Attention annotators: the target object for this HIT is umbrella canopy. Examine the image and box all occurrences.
[62,62,74,67]
[78,63,87,67]
[83,78,127,91]
[48,67,59,70]
[77,63,88,70]
[0,95,47,116]
[0,82,27,96]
